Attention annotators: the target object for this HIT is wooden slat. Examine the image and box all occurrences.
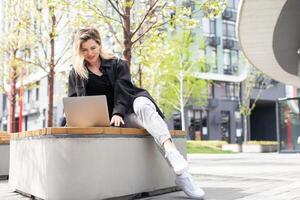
[45,127,146,135]
[11,127,185,139]
[0,133,10,144]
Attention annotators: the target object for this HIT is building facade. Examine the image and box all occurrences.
[177,0,288,143]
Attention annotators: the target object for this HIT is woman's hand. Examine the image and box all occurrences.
[110,115,125,127]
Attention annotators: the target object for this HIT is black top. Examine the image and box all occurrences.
[86,69,114,119]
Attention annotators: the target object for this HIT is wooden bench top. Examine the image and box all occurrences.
[0,132,10,144]
[10,127,185,140]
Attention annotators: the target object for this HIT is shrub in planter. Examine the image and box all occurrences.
[242,141,278,153]
[222,144,242,152]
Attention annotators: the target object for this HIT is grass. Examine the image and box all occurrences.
[187,140,235,154]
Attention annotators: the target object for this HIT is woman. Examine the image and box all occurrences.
[68,27,205,199]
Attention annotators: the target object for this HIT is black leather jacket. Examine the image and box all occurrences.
[68,58,165,119]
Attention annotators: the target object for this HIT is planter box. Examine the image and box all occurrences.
[9,127,186,200]
[222,144,242,152]
[242,144,277,153]
[0,133,10,177]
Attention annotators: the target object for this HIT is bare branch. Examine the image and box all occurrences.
[88,3,123,48]
[107,0,124,17]
[56,13,64,27]
[54,40,72,66]
[18,57,48,73]
[131,0,160,38]
[57,55,72,67]
[131,17,172,45]
[132,21,157,44]
[88,2,121,24]
[115,0,125,15]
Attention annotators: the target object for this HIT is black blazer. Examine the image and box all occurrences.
[68,58,165,119]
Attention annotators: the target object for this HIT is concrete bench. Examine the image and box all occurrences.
[9,127,186,200]
[0,132,9,178]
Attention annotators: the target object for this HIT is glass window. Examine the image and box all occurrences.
[235,0,240,9]
[35,81,40,101]
[211,48,217,71]
[231,50,238,66]
[188,109,209,140]
[210,19,216,35]
[208,83,214,98]
[43,108,46,128]
[228,0,238,9]
[2,95,7,111]
[228,23,235,37]
[223,50,230,66]
[202,18,210,34]
[36,88,39,101]
[27,89,31,103]
[228,0,235,8]
[225,82,239,99]
[221,111,231,142]
[223,22,236,38]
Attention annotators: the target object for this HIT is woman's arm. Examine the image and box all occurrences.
[112,59,132,118]
[68,69,77,97]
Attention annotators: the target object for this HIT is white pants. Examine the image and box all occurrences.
[124,96,171,147]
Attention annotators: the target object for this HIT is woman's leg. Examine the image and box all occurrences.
[126,97,205,199]
[124,97,187,172]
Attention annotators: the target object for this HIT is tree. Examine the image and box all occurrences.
[238,61,275,142]
[79,0,226,73]
[137,29,208,131]
[0,0,37,133]
[159,31,208,131]
[32,0,73,127]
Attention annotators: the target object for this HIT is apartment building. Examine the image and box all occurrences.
[174,0,287,143]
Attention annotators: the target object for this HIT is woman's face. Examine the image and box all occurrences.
[81,39,101,65]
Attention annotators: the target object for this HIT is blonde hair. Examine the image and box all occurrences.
[73,27,116,79]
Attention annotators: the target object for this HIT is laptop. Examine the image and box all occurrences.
[63,95,110,127]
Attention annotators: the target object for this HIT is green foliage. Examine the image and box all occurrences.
[187,140,234,154]
[199,0,227,19]
[0,0,38,91]
[238,61,274,117]
[159,31,208,117]
[136,29,208,117]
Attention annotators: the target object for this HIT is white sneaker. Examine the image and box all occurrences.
[165,148,188,175]
[175,171,205,199]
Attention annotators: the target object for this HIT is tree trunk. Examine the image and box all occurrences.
[8,53,17,133]
[243,115,248,142]
[179,71,185,131]
[48,67,55,127]
[47,7,56,127]
[18,66,23,131]
[138,64,142,87]
[123,0,132,70]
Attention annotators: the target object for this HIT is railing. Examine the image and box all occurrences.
[223,39,235,49]
[206,36,221,47]
[222,8,237,21]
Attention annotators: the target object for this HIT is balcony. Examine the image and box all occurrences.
[223,39,235,49]
[206,36,221,47]
[223,65,238,75]
[222,8,237,21]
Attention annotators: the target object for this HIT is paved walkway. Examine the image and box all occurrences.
[142,153,300,200]
[1,153,300,199]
